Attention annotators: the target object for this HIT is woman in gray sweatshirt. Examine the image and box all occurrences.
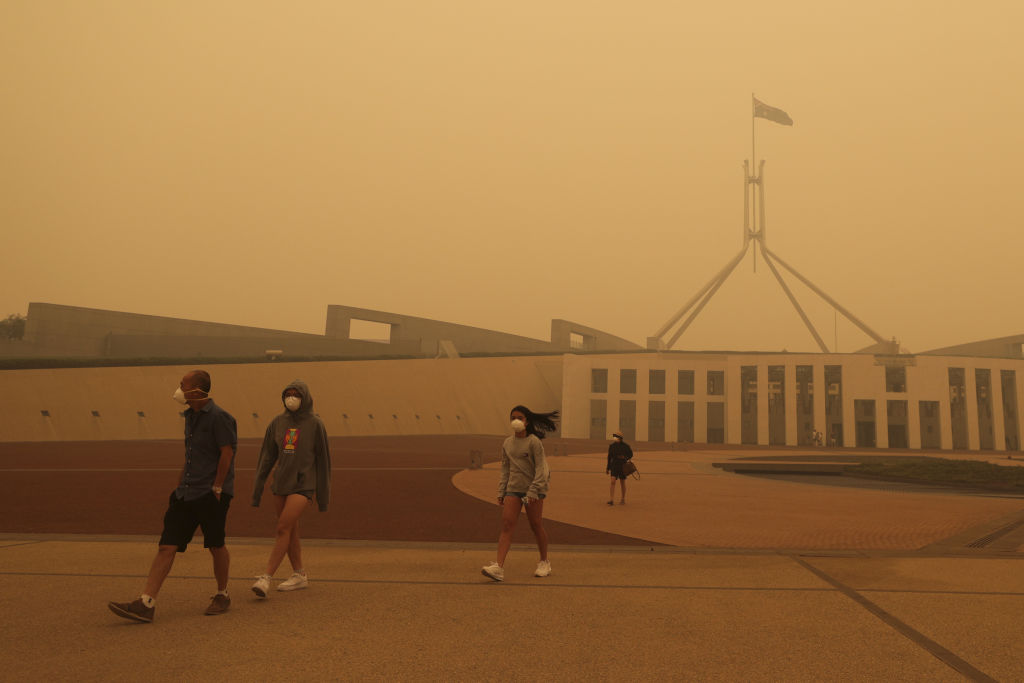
[251,380,331,596]
[481,404,559,582]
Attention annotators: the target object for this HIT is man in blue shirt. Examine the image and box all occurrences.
[108,369,238,623]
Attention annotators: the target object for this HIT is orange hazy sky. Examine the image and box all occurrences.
[2,1,1022,353]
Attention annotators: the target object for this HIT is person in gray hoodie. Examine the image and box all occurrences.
[251,380,331,596]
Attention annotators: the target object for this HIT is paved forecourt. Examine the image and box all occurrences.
[2,440,1023,680]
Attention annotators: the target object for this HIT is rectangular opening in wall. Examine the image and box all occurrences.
[885,366,907,393]
[948,367,968,450]
[1001,370,1020,451]
[678,370,694,395]
[976,368,994,449]
[648,401,665,442]
[569,332,585,350]
[796,365,813,445]
[825,365,843,447]
[707,402,725,444]
[620,369,637,394]
[768,365,785,446]
[919,400,941,449]
[591,368,608,393]
[589,399,607,440]
[887,400,908,448]
[349,319,392,343]
[618,400,636,441]
[854,399,876,447]
[677,401,694,443]
[649,370,665,395]
[707,370,724,396]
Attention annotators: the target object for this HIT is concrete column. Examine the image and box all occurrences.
[966,368,980,450]
[908,396,922,450]
[876,398,889,449]
[842,393,856,448]
[695,398,708,445]
[784,364,798,446]
[939,389,953,450]
[726,365,742,445]
[991,368,1006,451]
[757,363,769,445]
[813,364,826,443]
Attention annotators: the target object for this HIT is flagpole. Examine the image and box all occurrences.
[751,93,757,272]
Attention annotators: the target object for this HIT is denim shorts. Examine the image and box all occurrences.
[506,492,546,500]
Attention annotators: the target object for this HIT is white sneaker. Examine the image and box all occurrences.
[277,572,308,592]
[481,562,504,582]
[251,574,271,598]
[534,560,552,577]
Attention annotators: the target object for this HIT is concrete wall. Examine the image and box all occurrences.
[550,319,642,352]
[325,305,556,356]
[0,355,564,442]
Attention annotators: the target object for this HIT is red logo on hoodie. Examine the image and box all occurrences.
[283,428,299,454]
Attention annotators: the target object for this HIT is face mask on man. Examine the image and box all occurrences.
[173,387,208,404]
[284,396,301,412]
[510,418,526,433]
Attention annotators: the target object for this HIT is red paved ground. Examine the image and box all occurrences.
[0,435,652,545]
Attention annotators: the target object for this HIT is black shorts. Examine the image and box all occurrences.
[159,491,233,552]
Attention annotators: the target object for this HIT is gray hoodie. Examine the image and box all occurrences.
[252,380,331,511]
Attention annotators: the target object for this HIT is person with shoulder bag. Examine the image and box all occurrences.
[606,432,633,505]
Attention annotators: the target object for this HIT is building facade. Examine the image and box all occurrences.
[560,352,1023,451]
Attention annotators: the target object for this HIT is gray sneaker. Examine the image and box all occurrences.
[204,593,230,616]
[252,574,271,598]
[108,598,154,623]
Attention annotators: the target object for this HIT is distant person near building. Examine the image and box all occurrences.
[481,405,559,582]
[251,380,331,597]
[606,432,633,505]
[108,370,237,623]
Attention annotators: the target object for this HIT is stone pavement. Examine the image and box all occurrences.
[2,447,1023,681]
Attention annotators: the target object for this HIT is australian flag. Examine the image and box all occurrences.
[753,97,793,126]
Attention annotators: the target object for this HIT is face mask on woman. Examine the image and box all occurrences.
[510,418,526,433]
[284,396,301,412]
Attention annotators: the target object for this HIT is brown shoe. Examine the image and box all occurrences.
[204,593,231,616]
[108,598,154,623]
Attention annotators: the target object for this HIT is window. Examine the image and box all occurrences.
[649,370,665,394]
[620,369,637,394]
[707,370,724,396]
[678,370,694,395]
[591,368,608,393]
[885,366,907,393]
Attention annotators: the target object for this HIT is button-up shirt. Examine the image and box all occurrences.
[175,399,237,501]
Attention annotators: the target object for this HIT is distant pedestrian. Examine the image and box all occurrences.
[481,405,559,582]
[251,380,331,597]
[108,370,237,623]
[606,432,633,505]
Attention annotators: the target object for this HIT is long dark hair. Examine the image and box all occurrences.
[510,405,559,440]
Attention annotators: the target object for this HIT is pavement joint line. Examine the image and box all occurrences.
[791,556,998,683]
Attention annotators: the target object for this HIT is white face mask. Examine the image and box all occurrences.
[510,418,526,433]
[284,396,301,412]
[173,386,208,404]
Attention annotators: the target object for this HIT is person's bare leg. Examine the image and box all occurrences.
[265,494,310,576]
[273,494,305,573]
[619,478,627,504]
[496,497,522,566]
[209,545,230,591]
[609,477,616,503]
[143,545,178,597]
[525,499,549,561]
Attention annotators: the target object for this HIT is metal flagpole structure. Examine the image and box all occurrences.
[647,97,896,354]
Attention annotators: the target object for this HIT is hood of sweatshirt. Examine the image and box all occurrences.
[282,379,314,415]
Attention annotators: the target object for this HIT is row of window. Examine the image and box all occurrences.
[593,366,913,396]
[591,369,724,396]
